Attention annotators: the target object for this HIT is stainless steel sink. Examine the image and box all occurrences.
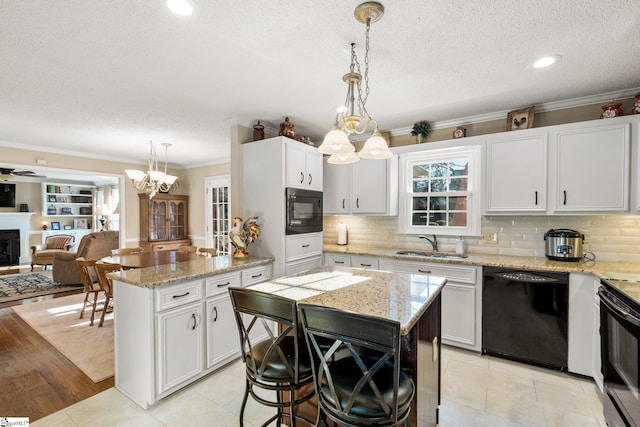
[395,250,468,259]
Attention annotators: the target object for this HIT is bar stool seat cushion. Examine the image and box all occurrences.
[250,335,312,380]
[321,355,414,418]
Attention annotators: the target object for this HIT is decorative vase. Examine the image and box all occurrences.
[416,134,425,144]
[600,102,624,119]
[253,121,265,141]
[633,93,640,115]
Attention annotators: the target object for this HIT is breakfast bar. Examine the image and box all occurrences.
[249,266,447,426]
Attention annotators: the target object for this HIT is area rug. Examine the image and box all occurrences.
[12,293,114,383]
[0,272,81,303]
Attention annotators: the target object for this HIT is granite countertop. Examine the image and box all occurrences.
[323,244,640,280]
[109,255,274,288]
[248,266,446,335]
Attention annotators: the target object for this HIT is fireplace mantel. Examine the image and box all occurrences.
[0,212,36,265]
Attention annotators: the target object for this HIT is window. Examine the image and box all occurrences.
[399,146,481,236]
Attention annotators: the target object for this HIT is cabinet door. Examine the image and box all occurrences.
[306,147,323,191]
[285,255,323,276]
[285,142,308,189]
[323,159,351,214]
[351,159,388,214]
[169,200,187,239]
[206,295,239,369]
[156,302,203,394]
[441,284,477,348]
[350,255,379,270]
[485,135,547,212]
[150,200,168,240]
[555,123,630,212]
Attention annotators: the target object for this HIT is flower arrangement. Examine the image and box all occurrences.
[411,120,432,143]
[230,217,260,257]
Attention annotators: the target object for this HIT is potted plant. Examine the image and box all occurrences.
[411,120,432,143]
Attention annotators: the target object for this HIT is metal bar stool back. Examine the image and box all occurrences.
[229,287,315,427]
[299,303,415,427]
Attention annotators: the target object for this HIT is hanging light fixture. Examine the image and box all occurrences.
[317,1,393,164]
[125,141,178,199]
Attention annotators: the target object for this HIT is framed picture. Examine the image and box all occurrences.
[63,225,72,230]
[47,195,57,202]
[74,219,88,229]
[507,106,535,131]
[51,222,61,230]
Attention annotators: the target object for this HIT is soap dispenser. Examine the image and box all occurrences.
[456,236,465,255]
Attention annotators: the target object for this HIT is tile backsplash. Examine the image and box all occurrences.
[323,215,640,263]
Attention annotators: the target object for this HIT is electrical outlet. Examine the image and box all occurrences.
[483,232,498,243]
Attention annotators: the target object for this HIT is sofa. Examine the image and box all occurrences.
[30,234,75,271]
[52,231,119,285]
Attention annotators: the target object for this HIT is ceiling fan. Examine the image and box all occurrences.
[0,168,47,180]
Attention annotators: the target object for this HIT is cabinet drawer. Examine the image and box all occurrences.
[205,271,241,297]
[242,265,272,286]
[156,280,203,311]
[324,253,351,267]
[150,239,191,252]
[379,259,477,284]
[285,233,323,262]
[351,255,379,270]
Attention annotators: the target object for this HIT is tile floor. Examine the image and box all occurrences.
[32,346,605,427]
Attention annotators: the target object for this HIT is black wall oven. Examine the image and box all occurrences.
[285,188,323,235]
[599,280,640,427]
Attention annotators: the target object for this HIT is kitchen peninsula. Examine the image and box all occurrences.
[110,255,274,409]
[249,266,447,427]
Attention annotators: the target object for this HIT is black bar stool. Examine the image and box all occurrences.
[229,287,315,426]
[299,303,415,427]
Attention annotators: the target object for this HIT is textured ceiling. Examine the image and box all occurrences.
[1,0,639,169]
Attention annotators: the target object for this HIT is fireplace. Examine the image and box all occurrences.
[0,212,35,265]
[0,229,20,266]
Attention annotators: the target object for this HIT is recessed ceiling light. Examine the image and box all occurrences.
[165,0,198,17]
[533,54,562,69]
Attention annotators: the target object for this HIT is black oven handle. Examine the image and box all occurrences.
[599,287,640,328]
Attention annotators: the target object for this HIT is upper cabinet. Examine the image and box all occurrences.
[483,115,636,215]
[323,155,398,216]
[553,122,630,213]
[285,140,323,191]
[485,134,547,213]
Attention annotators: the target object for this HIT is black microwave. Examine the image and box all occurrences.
[285,188,323,235]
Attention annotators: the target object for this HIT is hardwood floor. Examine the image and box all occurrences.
[0,290,113,422]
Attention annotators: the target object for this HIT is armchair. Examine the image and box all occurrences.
[30,234,75,271]
[52,231,119,285]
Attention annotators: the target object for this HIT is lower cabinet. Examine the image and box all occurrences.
[113,262,273,409]
[157,301,203,394]
[378,258,482,352]
[324,253,380,270]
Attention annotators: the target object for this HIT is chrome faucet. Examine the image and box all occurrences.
[418,234,438,252]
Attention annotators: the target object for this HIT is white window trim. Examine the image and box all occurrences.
[398,145,482,236]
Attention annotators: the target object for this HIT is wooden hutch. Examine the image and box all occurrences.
[138,193,190,251]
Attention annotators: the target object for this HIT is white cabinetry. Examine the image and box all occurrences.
[485,134,547,213]
[285,232,323,276]
[113,263,272,409]
[243,137,324,278]
[568,273,600,378]
[379,258,481,352]
[351,255,379,270]
[285,140,323,191]
[324,253,379,270]
[156,301,203,394]
[483,116,636,215]
[324,253,351,268]
[205,272,241,370]
[323,156,398,215]
[553,122,630,212]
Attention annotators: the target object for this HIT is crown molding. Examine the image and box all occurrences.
[390,86,640,136]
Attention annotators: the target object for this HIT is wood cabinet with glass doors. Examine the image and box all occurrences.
[138,194,190,252]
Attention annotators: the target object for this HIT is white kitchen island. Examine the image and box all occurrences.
[110,255,274,409]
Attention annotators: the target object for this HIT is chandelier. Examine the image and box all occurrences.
[125,141,178,198]
[317,1,392,165]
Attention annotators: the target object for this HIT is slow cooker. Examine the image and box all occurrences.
[544,229,584,262]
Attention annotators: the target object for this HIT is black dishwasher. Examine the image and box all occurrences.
[482,267,569,370]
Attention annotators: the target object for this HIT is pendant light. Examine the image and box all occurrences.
[317,2,393,164]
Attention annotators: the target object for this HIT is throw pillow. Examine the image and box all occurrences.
[48,236,72,250]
